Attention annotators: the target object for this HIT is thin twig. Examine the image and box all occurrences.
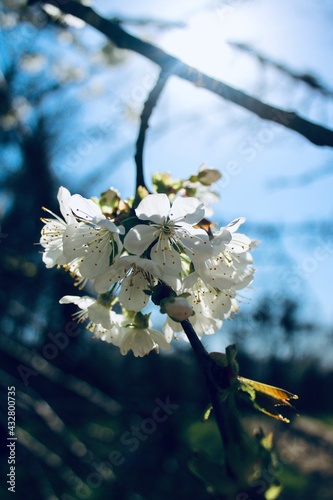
[229,41,333,97]
[33,0,333,148]
[135,71,169,190]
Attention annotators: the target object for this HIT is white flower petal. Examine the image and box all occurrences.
[233,268,255,290]
[148,329,171,352]
[59,295,96,309]
[69,194,103,221]
[176,225,212,261]
[124,224,158,255]
[40,217,71,267]
[195,259,235,290]
[227,233,252,253]
[120,327,170,357]
[96,320,124,346]
[42,247,68,268]
[40,219,66,248]
[87,302,113,329]
[212,229,232,251]
[94,259,128,293]
[189,312,222,336]
[63,223,97,258]
[162,318,183,342]
[57,186,76,224]
[119,272,150,311]
[150,236,182,277]
[135,193,169,224]
[78,235,112,279]
[206,291,233,320]
[92,217,124,235]
[226,217,246,233]
[164,297,193,322]
[119,329,153,357]
[169,196,205,224]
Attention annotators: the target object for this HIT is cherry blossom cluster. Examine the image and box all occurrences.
[40,166,256,357]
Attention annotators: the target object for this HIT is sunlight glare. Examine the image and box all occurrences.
[159,6,260,85]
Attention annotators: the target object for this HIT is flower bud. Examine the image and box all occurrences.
[163,297,193,322]
[197,167,222,186]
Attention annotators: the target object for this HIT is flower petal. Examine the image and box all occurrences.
[169,196,205,224]
[119,272,150,311]
[120,327,170,357]
[95,218,124,234]
[124,224,158,255]
[162,318,182,342]
[87,302,113,329]
[69,194,103,221]
[96,320,124,346]
[63,223,98,259]
[226,217,246,233]
[195,259,235,290]
[94,259,128,293]
[135,193,169,224]
[227,233,252,253]
[189,312,222,336]
[148,329,171,352]
[150,236,182,277]
[57,186,76,224]
[176,224,212,261]
[59,295,96,309]
[78,235,112,279]
[119,328,155,357]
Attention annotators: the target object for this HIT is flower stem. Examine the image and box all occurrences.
[180,320,235,467]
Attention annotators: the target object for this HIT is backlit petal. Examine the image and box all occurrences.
[135,193,169,224]
[169,196,205,224]
[57,186,76,224]
[78,235,112,279]
[124,224,158,255]
[69,194,103,221]
[150,236,182,277]
[119,272,149,311]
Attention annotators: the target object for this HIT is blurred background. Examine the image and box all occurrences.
[1,0,333,498]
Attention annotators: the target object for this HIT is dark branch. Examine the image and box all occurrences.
[135,71,169,191]
[180,320,233,451]
[229,41,333,97]
[33,0,333,148]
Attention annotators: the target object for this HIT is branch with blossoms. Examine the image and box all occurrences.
[40,164,297,495]
[36,2,298,494]
[40,168,255,357]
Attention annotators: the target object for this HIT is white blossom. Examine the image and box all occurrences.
[120,326,170,357]
[124,194,212,278]
[196,217,254,291]
[40,186,76,268]
[59,294,124,346]
[94,255,169,312]
[163,274,233,340]
[40,165,258,355]
[63,194,124,280]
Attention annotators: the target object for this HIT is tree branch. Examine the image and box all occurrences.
[229,41,333,98]
[180,320,233,453]
[34,0,333,147]
[135,71,169,191]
